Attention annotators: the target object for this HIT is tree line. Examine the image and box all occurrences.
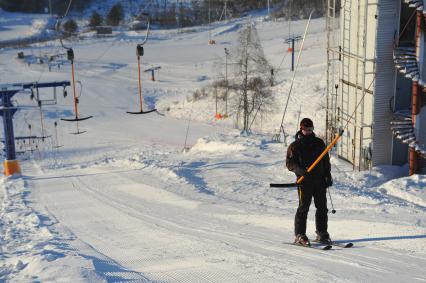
[0,0,93,14]
[0,0,336,27]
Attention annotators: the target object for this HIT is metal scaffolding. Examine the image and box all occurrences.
[327,0,378,171]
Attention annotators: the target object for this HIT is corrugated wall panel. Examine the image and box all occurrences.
[372,0,399,166]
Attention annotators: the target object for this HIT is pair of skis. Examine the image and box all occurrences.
[289,241,353,250]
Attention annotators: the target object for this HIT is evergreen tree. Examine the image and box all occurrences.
[106,3,124,26]
[89,11,103,29]
[63,18,78,34]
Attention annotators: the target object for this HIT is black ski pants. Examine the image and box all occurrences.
[294,184,328,236]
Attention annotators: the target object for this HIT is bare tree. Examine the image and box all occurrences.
[229,22,274,133]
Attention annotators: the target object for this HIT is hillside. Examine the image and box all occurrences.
[0,9,425,283]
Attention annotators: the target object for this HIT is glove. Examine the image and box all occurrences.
[324,174,333,187]
[294,166,306,177]
[298,169,313,187]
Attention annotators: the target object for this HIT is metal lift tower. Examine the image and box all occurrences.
[0,81,70,176]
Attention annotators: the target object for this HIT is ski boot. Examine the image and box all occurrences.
[315,231,332,245]
[294,234,310,247]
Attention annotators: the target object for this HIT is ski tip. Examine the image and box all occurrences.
[344,243,354,248]
[322,245,332,250]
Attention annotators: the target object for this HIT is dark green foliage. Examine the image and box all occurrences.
[63,18,78,34]
[106,3,124,26]
[154,3,177,27]
[89,11,103,28]
[0,0,93,14]
[0,0,44,13]
[272,0,340,20]
[0,0,334,28]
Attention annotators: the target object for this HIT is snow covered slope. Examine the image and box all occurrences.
[0,9,56,48]
[0,12,425,282]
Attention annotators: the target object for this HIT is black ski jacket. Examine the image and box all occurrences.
[286,131,331,187]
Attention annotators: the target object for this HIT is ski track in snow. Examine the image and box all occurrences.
[24,160,426,282]
[0,11,426,282]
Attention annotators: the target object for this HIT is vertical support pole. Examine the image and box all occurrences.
[224,0,227,21]
[54,121,59,148]
[151,69,155,81]
[215,87,218,118]
[413,82,420,124]
[410,81,419,176]
[136,45,144,112]
[208,0,211,43]
[137,56,143,112]
[291,38,295,71]
[267,0,270,18]
[225,48,229,116]
[409,148,418,176]
[2,93,16,161]
[410,11,422,175]
[1,91,20,176]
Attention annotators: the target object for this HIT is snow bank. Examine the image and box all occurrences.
[379,175,426,208]
[0,177,104,282]
[190,138,246,153]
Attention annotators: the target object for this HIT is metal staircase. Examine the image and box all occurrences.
[392,2,426,161]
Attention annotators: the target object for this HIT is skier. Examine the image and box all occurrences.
[286,118,333,246]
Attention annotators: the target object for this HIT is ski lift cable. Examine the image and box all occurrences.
[395,8,417,47]
[30,0,73,83]
[270,75,376,188]
[80,9,153,74]
[63,0,73,19]
[295,75,376,186]
[278,10,313,134]
[276,50,290,72]
[53,1,92,133]
[183,99,195,151]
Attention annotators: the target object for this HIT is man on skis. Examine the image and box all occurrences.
[286,118,333,246]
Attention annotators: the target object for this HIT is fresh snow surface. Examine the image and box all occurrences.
[0,12,425,282]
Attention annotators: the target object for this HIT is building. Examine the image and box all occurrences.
[326,0,426,174]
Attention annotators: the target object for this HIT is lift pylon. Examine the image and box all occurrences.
[0,81,70,175]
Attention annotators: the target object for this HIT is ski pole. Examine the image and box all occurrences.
[327,187,336,214]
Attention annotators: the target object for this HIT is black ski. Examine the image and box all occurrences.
[332,242,353,248]
[313,240,353,248]
[285,242,332,250]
